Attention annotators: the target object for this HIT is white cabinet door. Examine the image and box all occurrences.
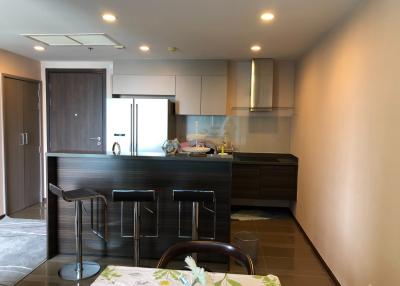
[228,61,251,109]
[175,76,201,115]
[200,75,227,115]
[113,75,175,95]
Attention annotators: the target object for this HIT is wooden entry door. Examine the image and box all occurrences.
[46,69,106,153]
[3,76,41,214]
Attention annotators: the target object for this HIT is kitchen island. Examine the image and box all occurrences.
[46,152,233,263]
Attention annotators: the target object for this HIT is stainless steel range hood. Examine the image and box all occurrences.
[250,58,274,112]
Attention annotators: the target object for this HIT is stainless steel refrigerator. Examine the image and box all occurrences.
[107,98,175,155]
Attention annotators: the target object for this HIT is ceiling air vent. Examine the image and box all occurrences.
[22,33,122,47]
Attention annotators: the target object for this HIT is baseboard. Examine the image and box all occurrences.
[0,214,5,220]
[291,214,341,286]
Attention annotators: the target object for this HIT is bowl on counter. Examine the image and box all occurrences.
[181,146,211,154]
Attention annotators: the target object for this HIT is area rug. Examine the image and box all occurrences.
[0,217,46,286]
[231,209,289,221]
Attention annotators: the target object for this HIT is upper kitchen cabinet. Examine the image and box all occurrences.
[112,60,228,114]
[175,76,201,115]
[175,75,228,115]
[112,75,175,95]
[201,75,228,115]
[227,61,251,110]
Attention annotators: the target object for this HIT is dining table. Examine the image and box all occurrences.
[91,265,281,286]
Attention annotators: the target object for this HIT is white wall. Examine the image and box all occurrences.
[0,49,41,215]
[113,59,227,76]
[40,61,113,198]
[291,0,400,285]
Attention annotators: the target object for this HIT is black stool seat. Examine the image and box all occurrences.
[173,190,214,203]
[49,184,106,202]
[112,190,156,202]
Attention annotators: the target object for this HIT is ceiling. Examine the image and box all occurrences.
[0,0,362,61]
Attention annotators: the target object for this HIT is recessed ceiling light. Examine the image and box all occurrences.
[102,13,116,22]
[139,45,150,52]
[34,45,45,51]
[260,12,275,22]
[168,47,178,53]
[251,45,261,52]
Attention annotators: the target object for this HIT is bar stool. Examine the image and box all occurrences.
[112,189,159,266]
[48,183,108,281]
[173,190,216,260]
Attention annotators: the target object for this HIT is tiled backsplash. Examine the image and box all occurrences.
[175,115,292,153]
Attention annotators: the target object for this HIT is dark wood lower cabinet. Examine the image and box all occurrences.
[232,159,298,202]
[232,165,260,199]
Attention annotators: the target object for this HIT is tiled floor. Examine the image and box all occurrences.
[229,216,336,286]
[17,208,336,286]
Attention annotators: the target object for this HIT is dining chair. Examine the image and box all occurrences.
[156,240,255,275]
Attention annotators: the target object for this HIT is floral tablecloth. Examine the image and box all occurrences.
[92,266,281,286]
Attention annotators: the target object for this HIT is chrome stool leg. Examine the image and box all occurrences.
[114,190,158,267]
[133,201,140,266]
[192,201,199,261]
[58,200,100,281]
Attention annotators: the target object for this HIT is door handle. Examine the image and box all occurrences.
[89,136,102,146]
[24,132,28,145]
[19,133,25,146]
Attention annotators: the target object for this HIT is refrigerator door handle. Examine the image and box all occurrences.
[135,104,139,154]
[19,133,25,146]
[130,103,133,155]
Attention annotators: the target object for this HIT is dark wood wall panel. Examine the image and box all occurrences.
[47,156,232,263]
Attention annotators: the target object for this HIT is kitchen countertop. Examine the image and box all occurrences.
[233,152,298,165]
[47,152,297,165]
[46,152,233,162]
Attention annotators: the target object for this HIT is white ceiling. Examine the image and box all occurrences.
[0,0,362,61]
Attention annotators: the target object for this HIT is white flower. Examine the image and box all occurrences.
[184,256,209,286]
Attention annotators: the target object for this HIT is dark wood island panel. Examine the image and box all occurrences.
[47,154,232,263]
